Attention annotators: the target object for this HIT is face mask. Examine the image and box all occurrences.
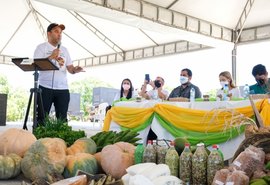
[154,80,161,88]
[220,81,229,87]
[256,79,265,85]
[122,84,130,90]
[180,76,189,84]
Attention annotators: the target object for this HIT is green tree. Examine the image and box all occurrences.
[69,77,112,120]
[205,89,218,99]
[2,75,112,122]
[7,88,28,121]
[0,74,28,121]
[0,75,9,94]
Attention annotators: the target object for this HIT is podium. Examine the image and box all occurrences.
[12,58,59,130]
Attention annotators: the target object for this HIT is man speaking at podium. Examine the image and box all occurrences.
[34,23,84,124]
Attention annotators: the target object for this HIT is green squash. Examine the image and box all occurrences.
[174,137,189,155]
[21,138,67,181]
[0,153,22,179]
[63,153,98,178]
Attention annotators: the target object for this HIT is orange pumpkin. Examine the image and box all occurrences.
[0,128,37,157]
[66,137,96,155]
[94,152,101,165]
[101,142,135,179]
[94,152,104,173]
[21,138,67,181]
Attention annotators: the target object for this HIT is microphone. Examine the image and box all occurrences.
[57,42,61,49]
[56,41,64,66]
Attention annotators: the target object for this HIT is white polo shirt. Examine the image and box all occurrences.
[34,42,72,90]
[147,89,169,99]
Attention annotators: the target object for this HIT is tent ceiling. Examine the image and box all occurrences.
[0,0,270,66]
[169,0,270,29]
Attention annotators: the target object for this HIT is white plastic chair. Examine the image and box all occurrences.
[49,93,83,121]
[93,102,109,127]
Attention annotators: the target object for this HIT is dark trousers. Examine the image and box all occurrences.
[38,85,70,124]
[147,128,157,141]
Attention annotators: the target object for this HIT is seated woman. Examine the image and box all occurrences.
[113,78,135,101]
[217,71,241,100]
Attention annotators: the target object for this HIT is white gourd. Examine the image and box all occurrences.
[140,164,170,181]
[129,175,154,185]
[121,173,130,185]
[152,175,183,185]
[126,163,156,176]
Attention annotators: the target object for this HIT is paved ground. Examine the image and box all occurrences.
[0,121,102,185]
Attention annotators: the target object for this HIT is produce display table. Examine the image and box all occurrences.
[103,99,270,160]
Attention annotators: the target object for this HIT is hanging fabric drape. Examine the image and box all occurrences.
[103,99,269,144]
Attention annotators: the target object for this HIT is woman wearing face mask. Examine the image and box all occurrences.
[113,78,135,101]
[168,68,202,100]
[216,71,241,100]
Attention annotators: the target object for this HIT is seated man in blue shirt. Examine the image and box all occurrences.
[168,68,202,100]
[250,64,270,94]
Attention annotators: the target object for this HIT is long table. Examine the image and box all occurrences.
[103,99,270,160]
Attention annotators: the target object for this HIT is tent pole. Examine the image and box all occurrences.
[232,46,237,85]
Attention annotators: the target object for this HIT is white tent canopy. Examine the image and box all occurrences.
[1,0,270,66]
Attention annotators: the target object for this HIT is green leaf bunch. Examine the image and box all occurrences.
[33,116,86,146]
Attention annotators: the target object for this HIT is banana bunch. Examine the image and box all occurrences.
[112,130,141,144]
[104,175,116,184]
[88,175,107,185]
[88,174,123,185]
[91,130,141,152]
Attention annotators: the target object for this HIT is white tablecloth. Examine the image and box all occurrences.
[110,99,254,160]
[115,99,253,109]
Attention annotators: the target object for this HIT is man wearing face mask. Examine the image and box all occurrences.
[141,76,169,100]
[250,64,270,94]
[168,68,201,100]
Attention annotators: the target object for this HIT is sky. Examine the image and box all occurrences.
[1,40,270,95]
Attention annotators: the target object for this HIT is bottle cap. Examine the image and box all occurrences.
[147,140,153,144]
[184,143,190,147]
[196,143,204,147]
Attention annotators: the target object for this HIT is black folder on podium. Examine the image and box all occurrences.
[12,57,59,130]
[12,57,58,71]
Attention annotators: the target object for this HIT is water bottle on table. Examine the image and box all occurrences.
[190,87,195,102]
[153,89,158,100]
[243,84,250,99]
[223,84,229,101]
